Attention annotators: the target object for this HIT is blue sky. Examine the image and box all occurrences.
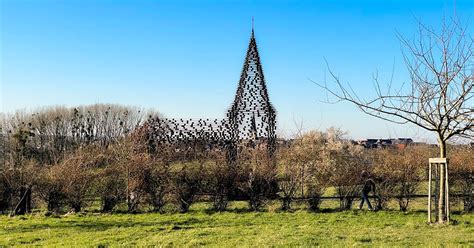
[1,0,473,141]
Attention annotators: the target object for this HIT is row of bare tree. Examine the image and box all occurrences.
[0,104,152,214]
[1,107,472,215]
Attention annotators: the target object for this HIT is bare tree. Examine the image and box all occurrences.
[314,17,473,223]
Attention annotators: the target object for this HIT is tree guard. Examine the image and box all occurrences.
[428,158,450,224]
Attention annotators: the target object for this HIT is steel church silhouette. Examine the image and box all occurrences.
[146,28,276,161]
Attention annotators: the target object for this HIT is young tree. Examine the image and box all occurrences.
[315,17,473,222]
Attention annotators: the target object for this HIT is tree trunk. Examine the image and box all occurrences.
[13,186,31,215]
[437,139,447,223]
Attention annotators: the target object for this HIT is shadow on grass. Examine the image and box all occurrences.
[316,208,347,213]
[5,214,209,234]
[203,207,254,215]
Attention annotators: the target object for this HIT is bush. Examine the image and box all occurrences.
[395,148,425,211]
[126,153,152,213]
[278,174,299,211]
[6,161,38,215]
[278,146,304,211]
[450,147,474,212]
[0,176,12,213]
[286,131,329,211]
[171,163,203,213]
[372,147,426,211]
[36,165,66,214]
[306,181,324,211]
[322,129,368,210]
[246,172,268,211]
[204,150,235,212]
[371,150,398,210]
[239,147,276,211]
[143,160,169,212]
[3,110,471,216]
[96,165,125,212]
[60,150,98,212]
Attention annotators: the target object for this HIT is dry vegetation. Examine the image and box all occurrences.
[1,105,472,216]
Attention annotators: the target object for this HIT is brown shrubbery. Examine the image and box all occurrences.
[322,130,368,210]
[36,164,65,213]
[279,131,329,211]
[0,106,472,215]
[0,105,149,215]
[450,147,474,212]
[371,147,430,211]
[171,163,202,213]
[278,148,301,210]
[278,129,371,211]
[204,150,235,212]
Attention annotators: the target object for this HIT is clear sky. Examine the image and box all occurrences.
[1,0,473,141]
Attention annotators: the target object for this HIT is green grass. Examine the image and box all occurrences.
[1,200,473,247]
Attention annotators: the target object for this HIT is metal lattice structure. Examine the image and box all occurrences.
[147,28,276,161]
[227,29,276,157]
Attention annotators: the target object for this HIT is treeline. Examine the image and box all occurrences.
[0,104,153,214]
[0,105,472,215]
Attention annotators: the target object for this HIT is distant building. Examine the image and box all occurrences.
[355,138,414,149]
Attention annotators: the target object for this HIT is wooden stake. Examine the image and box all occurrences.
[445,162,449,223]
[428,163,432,223]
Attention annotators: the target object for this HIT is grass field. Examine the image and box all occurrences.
[1,200,473,247]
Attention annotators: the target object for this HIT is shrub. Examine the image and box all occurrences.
[171,162,203,213]
[322,128,368,210]
[60,150,98,212]
[246,172,268,211]
[6,160,39,215]
[450,147,474,212]
[126,153,152,213]
[286,131,329,211]
[239,147,276,211]
[204,150,234,212]
[278,172,299,211]
[36,165,66,214]
[395,147,425,211]
[306,180,324,211]
[0,175,12,213]
[372,146,428,211]
[371,150,398,210]
[97,166,125,212]
[143,160,170,212]
[278,146,303,211]
[128,124,171,212]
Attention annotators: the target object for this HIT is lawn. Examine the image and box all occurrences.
[1,200,473,247]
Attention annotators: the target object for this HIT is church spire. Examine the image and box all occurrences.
[251,17,255,38]
[227,21,276,142]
